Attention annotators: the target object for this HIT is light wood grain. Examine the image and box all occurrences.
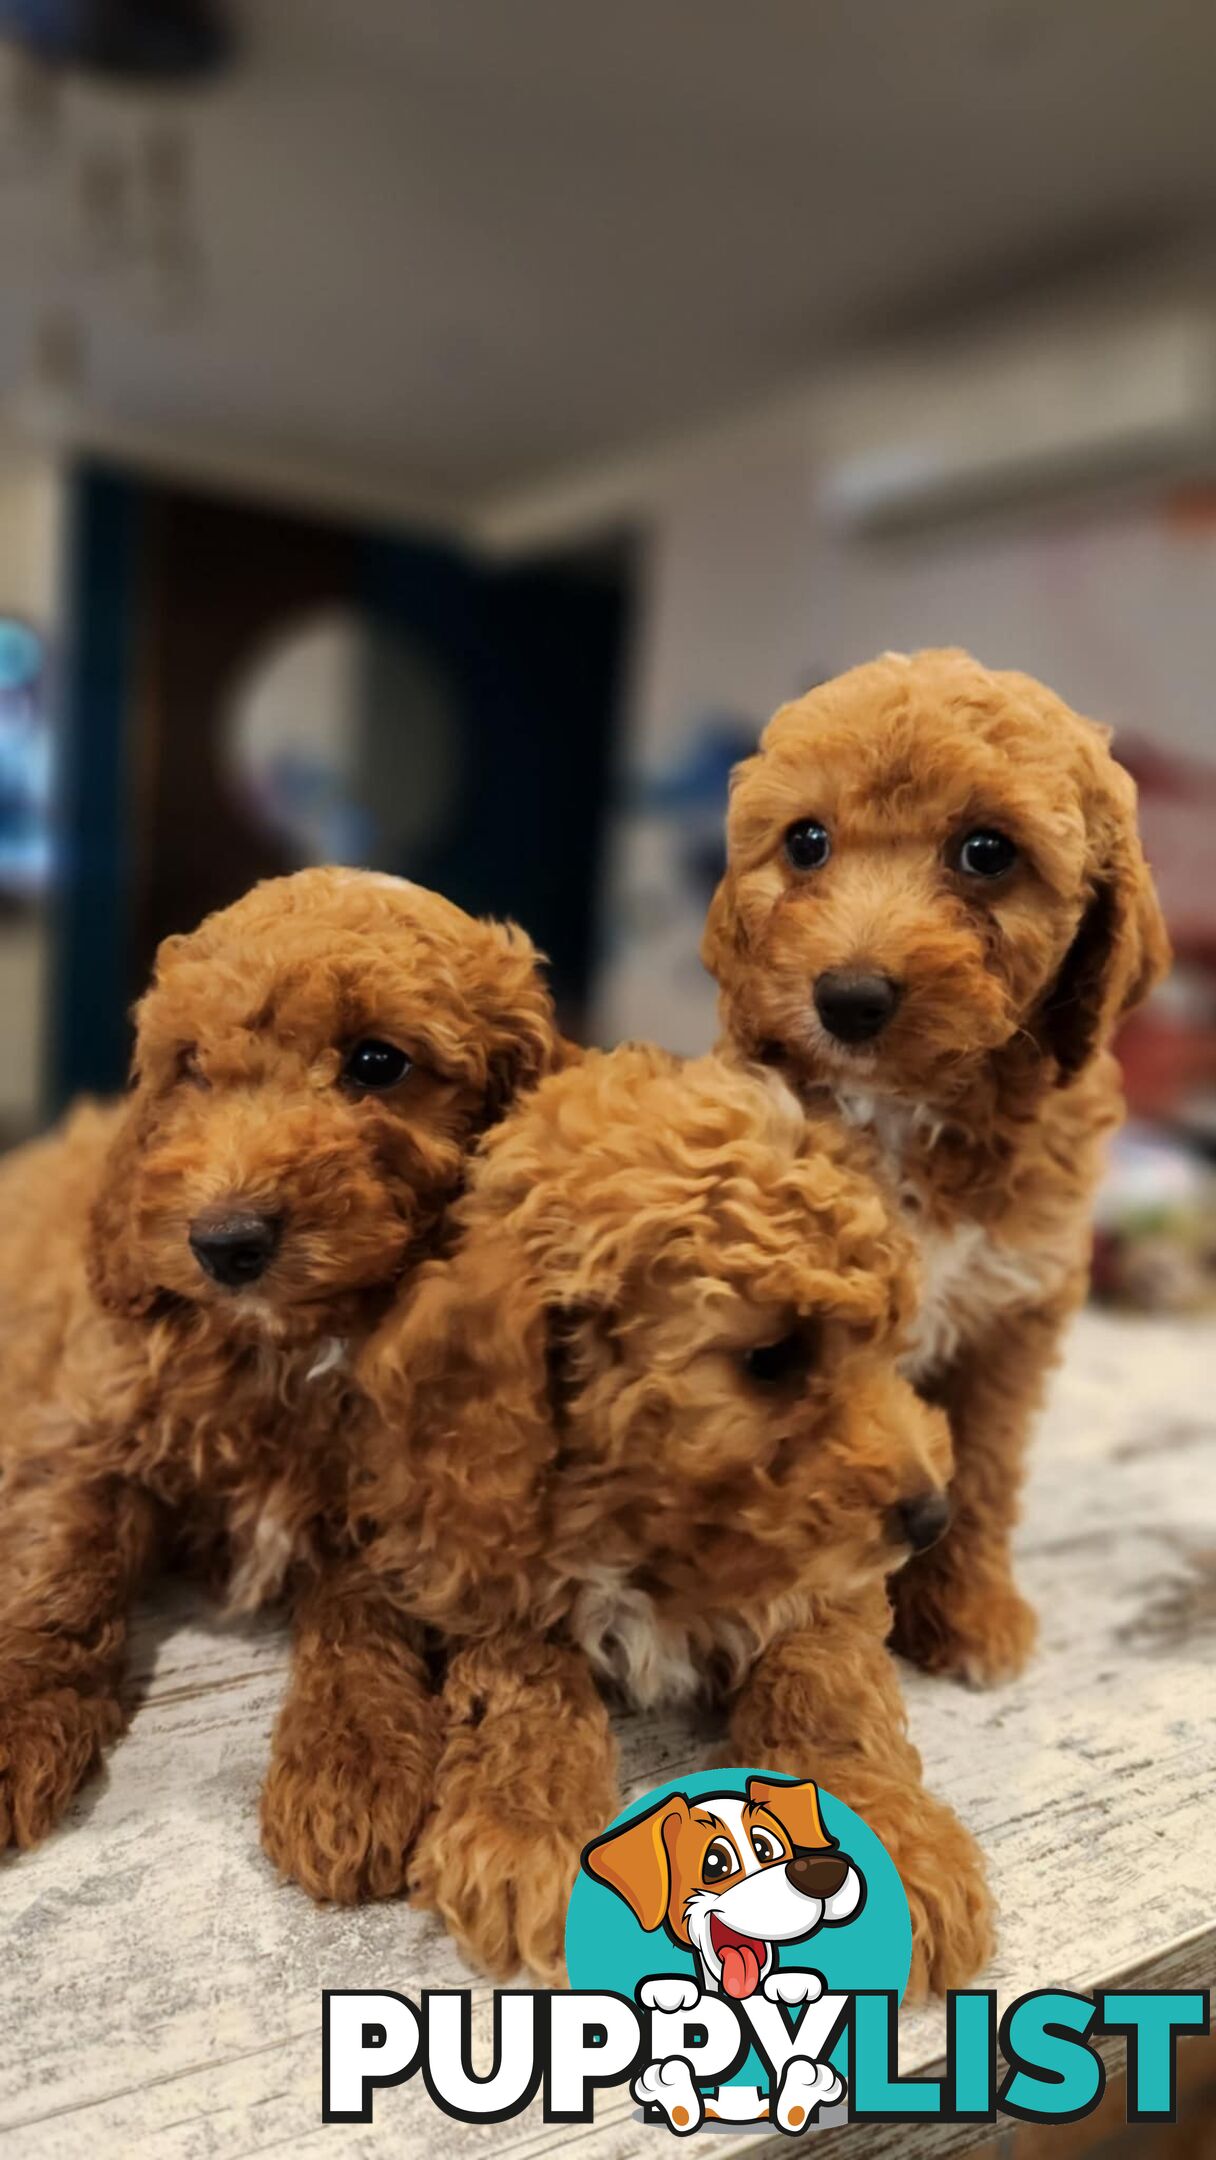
[1,1311,1212,2159]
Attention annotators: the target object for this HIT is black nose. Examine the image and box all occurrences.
[188,1212,281,1289]
[813,969,902,1045]
[890,1491,951,1554]
[786,1851,851,1899]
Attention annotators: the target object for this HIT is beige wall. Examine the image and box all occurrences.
[597,411,1216,1049]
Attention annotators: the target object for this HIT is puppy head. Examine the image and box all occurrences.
[87,868,559,1337]
[366,1046,952,1628]
[584,1777,862,1994]
[704,648,1169,1103]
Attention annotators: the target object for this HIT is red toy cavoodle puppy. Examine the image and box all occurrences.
[361,1045,994,1998]
[0,866,560,1895]
[702,648,1169,1684]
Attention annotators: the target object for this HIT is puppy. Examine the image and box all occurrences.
[361,1045,994,1996]
[0,867,560,1896]
[702,649,1169,1684]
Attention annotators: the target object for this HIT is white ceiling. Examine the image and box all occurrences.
[1,0,1214,521]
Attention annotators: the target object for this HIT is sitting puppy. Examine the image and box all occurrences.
[361,1045,994,1997]
[702,649,1169,1685]
[0,867,559,1895]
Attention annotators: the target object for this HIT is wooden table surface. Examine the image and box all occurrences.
[1,1310,1213,2159]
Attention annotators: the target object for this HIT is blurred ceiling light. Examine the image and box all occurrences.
[6,307,87,441]
[0,37,59,180]
[0,0,233,83]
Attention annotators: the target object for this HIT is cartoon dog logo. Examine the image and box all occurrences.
[582,1776,865,2129]
[584,1775,864,1998]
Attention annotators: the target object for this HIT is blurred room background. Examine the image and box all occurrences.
[0,0,1213,1309]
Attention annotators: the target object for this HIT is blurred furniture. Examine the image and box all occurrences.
[1118,739,1216,1150]
[0,1309,1212,2157]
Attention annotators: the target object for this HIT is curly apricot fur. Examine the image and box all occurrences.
[703,650,1168,1685]
[0,867,560,1880]
[363,1046,991,1992]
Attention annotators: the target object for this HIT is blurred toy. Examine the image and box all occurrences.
[1092,1124,1216,1314]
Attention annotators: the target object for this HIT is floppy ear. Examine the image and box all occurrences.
[582,1794,689,1930]
[1038,755,1170,1081]
[476,918,565,1123]
[85,1093,159,1320]
[747,1777,835,1852]
[359,1220,567,1625]
[700,872,748,984]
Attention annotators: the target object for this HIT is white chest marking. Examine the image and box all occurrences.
[305,1335,348,1383]
[901,1221,1054,1381]
[832,1086,1055,1379]
[569,1574,706,1706]
[226,1502,299,1614]
[568,1571,816,1710]
[833,1086,944,1160]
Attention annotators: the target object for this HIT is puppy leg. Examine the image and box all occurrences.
[892,1290,1079,1686]
[728,1596,994,2000]
[261,1562,441,1903]
[410,1633,618,1984]
[0,1473,159,1850]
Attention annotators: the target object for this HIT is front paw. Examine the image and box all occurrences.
[410,1801,585,1984]
[892,1561,1037,1688]
[261,1721,433,1904]
[0,1686,124,1851]
[872,1790,996,2000]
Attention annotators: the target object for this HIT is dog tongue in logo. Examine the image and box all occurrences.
[711,1918,764,1999]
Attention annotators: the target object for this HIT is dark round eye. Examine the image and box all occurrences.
[343,1039,412,1092]
[751,1829,784,1864]
[741,1329,813,1387]
[784,819,831,872]
[957,829,1017,879]
[702,1839,736,1882]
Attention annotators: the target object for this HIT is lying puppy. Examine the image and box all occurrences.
[362,1044,994,1997]
[702,649,1168,1684]
[0,867,559,1895]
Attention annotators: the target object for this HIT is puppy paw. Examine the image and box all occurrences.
[260,1722,432,1904]
[0,1686,124,1851]
[892,1565,1037,1688]
[876,1793,996,2001]
[409,1803,585,1984]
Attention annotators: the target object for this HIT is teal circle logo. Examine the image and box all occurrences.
[565,1768,911,2129]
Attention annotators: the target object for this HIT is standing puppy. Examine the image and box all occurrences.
[0,868,560,1893]
[702,648,1169,1684]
